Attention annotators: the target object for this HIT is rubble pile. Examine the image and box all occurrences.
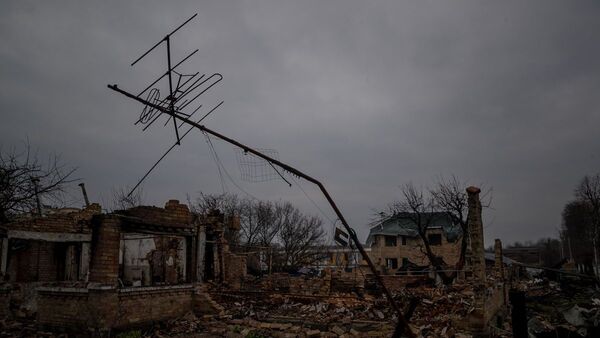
[153,312,394,338]
[392,284,482,337]
[213,292,391,323]
[0,284,490,337]
[522,278,600,338]
[198,284,480,337]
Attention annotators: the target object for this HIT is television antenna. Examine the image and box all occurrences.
[107,14,416,338]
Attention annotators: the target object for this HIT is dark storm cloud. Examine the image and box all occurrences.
[1,0,599,244]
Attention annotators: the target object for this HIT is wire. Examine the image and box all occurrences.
[203,132,227,194]
[202,132,260,201]
[288,174,336,225]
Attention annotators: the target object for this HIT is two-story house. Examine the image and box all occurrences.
[366,212,462,274]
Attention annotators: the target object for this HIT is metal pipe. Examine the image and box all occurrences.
[108,84,416,337]
[31,177,42,216]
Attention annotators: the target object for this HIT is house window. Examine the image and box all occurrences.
[384,236,397,247]
[385,258,398,269]
[402,257,409,267]
[401,236,407,245]
[428,234,442,246]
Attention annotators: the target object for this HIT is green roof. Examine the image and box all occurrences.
[366,212,462,245]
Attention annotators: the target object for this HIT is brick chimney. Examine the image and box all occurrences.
[466,186,489,337]
[467,186,485,282]
[494,239,504,279]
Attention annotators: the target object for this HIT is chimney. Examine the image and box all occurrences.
[494,239,504,279]
[466,186,485,282]
[466,186,489,337]
[78,183,90,207]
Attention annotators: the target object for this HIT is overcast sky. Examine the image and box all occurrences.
[1,1,599,245]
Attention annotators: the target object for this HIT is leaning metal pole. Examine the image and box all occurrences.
[108,84,416,337]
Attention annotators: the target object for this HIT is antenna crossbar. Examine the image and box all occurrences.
[131,13,198,66]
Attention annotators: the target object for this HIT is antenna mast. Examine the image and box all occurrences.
[107,15,415,338]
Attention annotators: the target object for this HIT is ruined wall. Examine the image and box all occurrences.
[362,274,429,292]
[0,286,10,318]
[120,234,187,287]
[330,269,364,293]
[89,216,121,286]
[5,204,100,234]
[37,288,90,329]
[245,272,332,296]
[37,285,195,330]
[8,241,58,282]
[484,284,506,325]
[223,252,247,289]
[117,200,193,229]
[289,273,331,296]
[117,286,193,327]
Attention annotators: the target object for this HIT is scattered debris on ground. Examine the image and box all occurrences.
[519,277,600,337]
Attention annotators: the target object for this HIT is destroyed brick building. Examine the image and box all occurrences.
[0,204,101,285]
[0,199,246,332]
[366,212,462,273]
[0,187,564,337]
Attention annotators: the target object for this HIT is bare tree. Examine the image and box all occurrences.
[255,200,283,247]
[191,193,325,271]
[276,204,325,271]
[574,174,600,275]
[111,186,144,211]
[193,192,240,218]
[562,200,594,271]
[0,143,76,223]
[377,178,490,284]
[192,192,244,246]
[384,183,456,283]
[191,193,278,247]
[429,176,469,276]
[237,198,262,246]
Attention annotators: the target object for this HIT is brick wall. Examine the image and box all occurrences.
[37,285,194,330]
[5,204,100,234]
[245,272,332,296]
[330,269,364,293]
[117,286,193,327]
[37,288,90,329]
[0,286,10,318]
[89,216,121,286]
[364,275,429,292]
[8,241,58,282]
[223,252,247,289]
[116,200,193,229]
[484,284,506,324]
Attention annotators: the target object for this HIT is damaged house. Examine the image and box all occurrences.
[0,199,246,332]
[366,212,462,273]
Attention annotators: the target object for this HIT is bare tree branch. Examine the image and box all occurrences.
[111,186,144,211]
[0,143,77,223]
